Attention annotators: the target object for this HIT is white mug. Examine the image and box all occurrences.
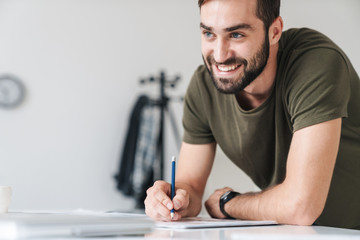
[0,186,12,213]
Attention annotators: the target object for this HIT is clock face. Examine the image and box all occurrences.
[0,75,25,109]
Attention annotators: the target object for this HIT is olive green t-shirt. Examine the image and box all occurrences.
[182,28,360,229]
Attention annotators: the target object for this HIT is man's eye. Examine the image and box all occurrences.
[204,31,214,38]
[231,32,243,39]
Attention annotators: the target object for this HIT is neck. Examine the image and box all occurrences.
[236,43,279,110]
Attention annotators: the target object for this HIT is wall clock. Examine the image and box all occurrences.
[0,74,26,109]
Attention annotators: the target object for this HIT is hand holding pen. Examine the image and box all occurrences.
[144,156,191,221]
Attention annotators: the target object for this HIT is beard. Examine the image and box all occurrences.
[203,32,270,94]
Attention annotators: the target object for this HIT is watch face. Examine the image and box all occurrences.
[221,190,232,201]
[0,75,25,109]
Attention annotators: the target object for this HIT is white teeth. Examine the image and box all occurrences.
[217,65,239,72]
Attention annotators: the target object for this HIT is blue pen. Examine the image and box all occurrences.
[170,156,176,219]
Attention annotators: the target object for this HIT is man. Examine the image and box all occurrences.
[145,0,360,229]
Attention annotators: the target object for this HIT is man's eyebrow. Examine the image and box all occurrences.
[200,22,212,31]
[225,24,253,32]
[200,22,253,32]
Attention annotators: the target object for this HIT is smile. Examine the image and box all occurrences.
[216,64,241,72]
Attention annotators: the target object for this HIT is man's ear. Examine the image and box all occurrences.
[269,16,283,45]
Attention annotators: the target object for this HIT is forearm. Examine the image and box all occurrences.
[225,182,323,225]
[174,142,216,218]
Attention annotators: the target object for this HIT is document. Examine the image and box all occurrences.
[156,217,277,229]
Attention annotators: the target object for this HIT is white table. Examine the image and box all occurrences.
[3,211,359,240]
[56,225,360,240]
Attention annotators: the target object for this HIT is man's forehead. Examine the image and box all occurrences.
[200,0,257,13]
[200,0,259,30]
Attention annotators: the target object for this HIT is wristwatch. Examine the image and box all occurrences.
[219,190,240,219]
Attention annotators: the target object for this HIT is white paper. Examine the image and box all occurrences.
[156,217,277,229]
[0,211,154,239]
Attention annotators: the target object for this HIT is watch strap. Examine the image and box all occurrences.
[219,190,240,219]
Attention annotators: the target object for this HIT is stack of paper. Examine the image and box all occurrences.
[0,211,154,239]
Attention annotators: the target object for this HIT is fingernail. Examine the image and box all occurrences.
[167,202,172,210]
[173,200,180,209]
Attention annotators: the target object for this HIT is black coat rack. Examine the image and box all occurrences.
[115,71,182,209]
[140,71,182,179]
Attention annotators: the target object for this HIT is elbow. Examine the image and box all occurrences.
[290,212,319,226]
[284,198,324,226]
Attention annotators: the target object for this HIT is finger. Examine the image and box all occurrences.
[145,182,173,221]
[153,180,171,194]
[173,189,189,210]
[153,188,173,210]
[204,194,224,219]
[148,181,173,210]
[204,199,216,218]
[171,211,182,221]
[145,204,172,222]
[223,187,233,192]
[215,187,232,193]
[145,193,173,221]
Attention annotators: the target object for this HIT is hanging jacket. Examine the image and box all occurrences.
[114,95,159,208]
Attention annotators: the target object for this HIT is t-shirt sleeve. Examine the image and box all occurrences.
[182,66,216,144]
[285,48,351,132]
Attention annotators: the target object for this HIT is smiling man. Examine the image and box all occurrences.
[144,0,360,229]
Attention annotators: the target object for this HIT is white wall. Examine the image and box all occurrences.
[0,0,359,213]
[0,0,201,211]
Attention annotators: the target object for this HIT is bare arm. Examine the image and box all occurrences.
[145,141,216,221]
[205,118,341,225]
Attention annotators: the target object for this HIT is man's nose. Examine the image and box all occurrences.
[214,38,231,63]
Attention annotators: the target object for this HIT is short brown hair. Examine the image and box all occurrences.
[198,0,280,30]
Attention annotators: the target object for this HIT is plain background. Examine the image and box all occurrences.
[0,0,359,213]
